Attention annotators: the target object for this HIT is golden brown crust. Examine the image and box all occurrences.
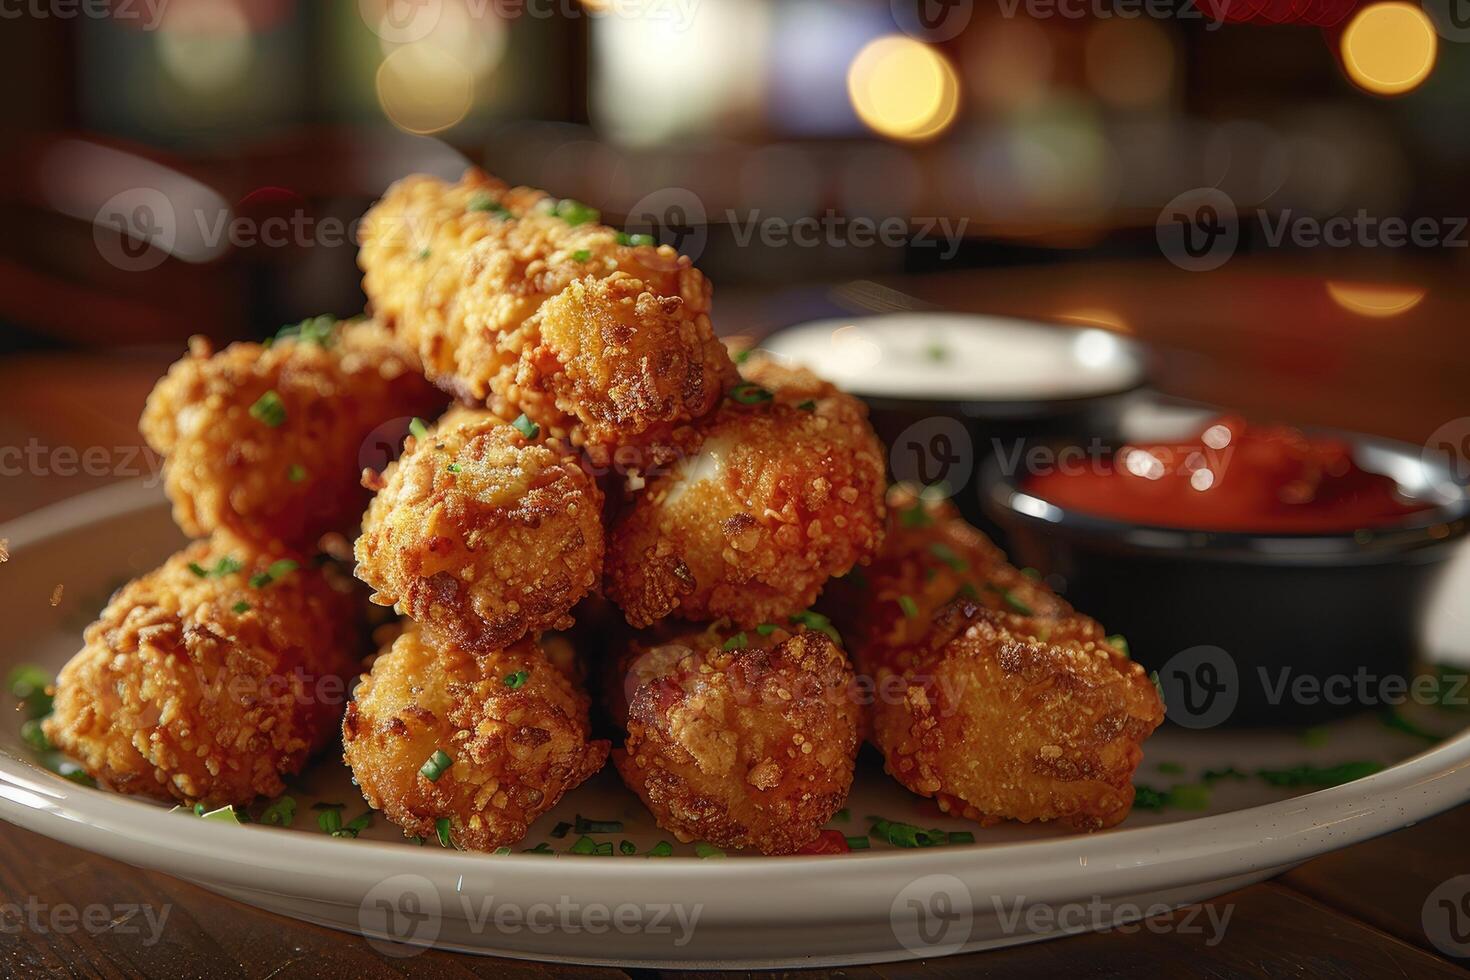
[357,169,734,464]
[43,534,364,806]
[342,622,609,851]
[608,623,860,855]
[604,357,887,629]
[139,318,444,547]
[825,490,1163,831]
[354,407,605,653]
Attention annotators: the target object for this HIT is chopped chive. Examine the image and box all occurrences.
[647,840,673,857]
[845,835,871,850]
[493,846,512,855]
[409,417,429,440]
[897,595,919,618]
[1150,670,1166,709]
[755,623,779,636]
[511,414,540,439]
[200,804,241,824]
[832,807,850,823]
[729,382,773,405]
[554,199,600,227]
[522,842,554,854]
[615,231,655,246]
[419,749,454,782]
[731,348,752,364]
[984,583,1034,616]
[569,835,599,855]
[550,821,573,839]
[435,817,453,848]
[445,462,463,474]
[504,669,529,689]
[574,815,624,834]
[316,807,342,834]
[694,843,725,859]
[417,247,431,260]
[231,601,250,614]
[898,503,933,528]
[287,463,307,483]
[947,831,976,844]
[1133,784,1168,810]
[259,796,296,827]
[332,811,373,838]
[928,542,968,572]
[468,194,511,217]
[789,610,841,645]
[1381,708,1441,743]
[187,562,208,578]
[248,390,287,428]
[8,665,50,701]
[1256,761,1383,788]
[1021,567,1041,580]
[249,558,298,589]
[274,316,336,347]
[619,840,636,855]
[797,399,817,412]
[722,632,747,651]
[572,249,591,262]
[1106,634,1130,657]
[1167,784,1211,810]
[1156,761,1185,775]
[213,556,243,577]
[870,818,946,848]
[1202,766,1248,784]
[20,719,50,753]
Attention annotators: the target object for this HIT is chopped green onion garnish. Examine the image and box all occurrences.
[1381,708,1441,743]
[571,249,591,262]
[722,632,747,651]
[619,840,636,855]
[249,558,298,589]
[259,796,296,827]
[928,542,968,572]
[731,348,752,364]
[550,821,572,839]
[1202,766,1248,784]
[947,831,975,844]
[417,247,431,260]
[212,556,243,577]
[755,623,779,636]
[20,719,50,753]
[419,749,453,782]
[493,846,512,855]
[332,811,373,838]
[615,231,655,246]
[1106,634,1130,657]
[1156,761,1185,775]
[869,818,946,848]
[409,417,429,440]
[187,562,208,578]
[694,843,725,859]
[789,610,841,645]
[511,414,539,439]
[200,804,241,824]
[1168,784,1211,810]
[898,503,933,528]
[647,840,673,857]
[9,665,50,701]
[984,583,1034,615]
[1133,784,1168,810]
[845,835,871,850]
[1255,761,1382,788]
[446,462,462,474]
[897,595,919,618]
[522,842,554,854]
[504,669,529,689]
[248,390,287,428]
[435,817,453,848]
[1021,567,1041,580]
[1150,670,1166,709]
[317,807,342,834]
[274,316,336,347]
[231,601,250,614]
[729,382,773,405]
[574,815,624,834]
[468,194,511,217]
[554,199,600,226]
[569,835,599,855]
[832,807,850,823]
[287,463,307,483]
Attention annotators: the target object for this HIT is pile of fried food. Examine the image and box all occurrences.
[43,170,1164,854]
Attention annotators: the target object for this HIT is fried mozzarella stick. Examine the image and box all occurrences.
[44,533,364,806]
[140,317,444,548]
[605,356,886,628]
[359,169,737,467]
[343,622,609,851]
[606,621,860,854]
[825,490,1164,831]
[355,406,605,653]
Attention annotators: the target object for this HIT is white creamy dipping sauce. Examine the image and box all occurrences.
[759,313,1144,402]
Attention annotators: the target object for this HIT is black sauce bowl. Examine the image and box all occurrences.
[981,420,1470,727]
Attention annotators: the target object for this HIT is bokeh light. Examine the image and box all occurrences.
[1325,281,1427,317]
[1340,3,1437,96]
[375,43,474,135]
[1084,20,1176,111]
[155,0,253,92]
[847,35,960,143]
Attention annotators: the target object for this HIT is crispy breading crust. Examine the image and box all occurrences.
[42,534,364,806]
[342,622,609,852]
[824,489,1163,831]
[358,169,735,466]
[604,357,886,629]
[139,318,444,547]
[608,623,860,855]
[354,407,605,653]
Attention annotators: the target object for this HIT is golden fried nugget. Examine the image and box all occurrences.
[140,317,444,547]
[358,169,735,466]
[43,534,364,806]
[608,622,860,855]
[354,406,604,652]
[825,489,1163,831]
[605,356,886,628]
[342,622,609,852]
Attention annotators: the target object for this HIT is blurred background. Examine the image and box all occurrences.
[1,0,1467,514]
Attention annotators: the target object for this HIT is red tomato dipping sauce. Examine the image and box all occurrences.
[1022,417,1432,533]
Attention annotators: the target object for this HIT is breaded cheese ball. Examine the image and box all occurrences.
[354,407,604,653]
[140,317,444,547]
[608,622,860,855]
[604,356,886,628]
[358,169,735,466]
[342,622,609,851]
[43,534,364,806]
[825,490,1163,831]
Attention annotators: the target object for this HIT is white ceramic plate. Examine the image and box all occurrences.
[2,481,1468,968]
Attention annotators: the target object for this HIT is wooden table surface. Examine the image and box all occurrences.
[2,261,1468,977]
